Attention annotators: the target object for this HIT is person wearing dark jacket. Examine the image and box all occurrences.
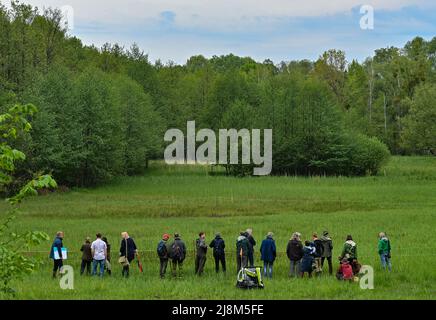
[80,237,92,275]
[378,232,392,271]
[169,233,186,278]
[195,232,208,276]
[157,233,170,278]
[260,232,276,279]
[320,231,333,275]
[312,233,324,276]
[49,231,64,278]
[209,233,226,273]
[300,241,316,278]
[119,232,138,278]
[246,229,256,267]
[236,232,250,272]
[286,232,303,277]
[102,237,111,275]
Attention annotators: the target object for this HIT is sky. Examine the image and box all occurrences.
[14,0,436,64]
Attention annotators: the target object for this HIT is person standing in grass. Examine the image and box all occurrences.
[49,231,64,278]
[246,228,256,267]
[378,232,392,271]
[320,231,333,275]
[102,237,111,275]
[312,233,324,276]
[119,232,138,278]
[157,233,170,278]
[195,232,208,276]
[80,237,92,275]
[91,233,107,277]
[286,232,303,277]
[169,233,186,278]
[260,232,276,279]
[209,232,226,273]
[300,240,316,278]
[236,232,250,272]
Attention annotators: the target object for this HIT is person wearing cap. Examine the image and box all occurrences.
[157,233,171,278]
[80,237,92,275]
[195,232,208,276]
[169,233,186,278]
[209,232,226,273]
[260,232,276,279]
[320,231,333,275]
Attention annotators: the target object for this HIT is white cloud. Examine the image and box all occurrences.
[18,0,432,31]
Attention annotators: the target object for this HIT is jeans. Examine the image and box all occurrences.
[380,253,392,271]
[321,256,333,275]
[160,258,168,278]
[263,261,273,278]
[80,260,91,275]
[289,260,301,277]
[214,254,226,273]
[92,259,105,277]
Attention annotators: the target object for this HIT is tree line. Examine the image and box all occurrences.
[0,1,435,186]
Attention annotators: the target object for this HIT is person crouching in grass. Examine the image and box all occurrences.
[80,237,92,275]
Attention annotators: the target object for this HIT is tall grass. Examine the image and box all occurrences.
[1,156,435,299]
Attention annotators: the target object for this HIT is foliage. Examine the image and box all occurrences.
[0,103,56,294]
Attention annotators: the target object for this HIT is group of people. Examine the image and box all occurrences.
[49,229,392,280]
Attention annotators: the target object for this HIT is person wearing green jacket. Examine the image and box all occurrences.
[340,235,357,262]
[236,232,250,272]
[378,232,392,271]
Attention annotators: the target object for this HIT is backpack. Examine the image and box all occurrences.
[314,240,324,257]
[214,238,224,255]
[157,241,167,258]
[171,241,183,261]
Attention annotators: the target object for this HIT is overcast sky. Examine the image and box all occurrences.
[16,0,436,64]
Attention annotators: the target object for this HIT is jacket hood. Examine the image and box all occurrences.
[237,235,246,241]
[320,235,331,241]
[345,240,356,246]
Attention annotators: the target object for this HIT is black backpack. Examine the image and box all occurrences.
[171,241,183,261]
[214,238,224,255]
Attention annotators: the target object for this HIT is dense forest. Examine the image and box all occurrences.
[0,1,435,187]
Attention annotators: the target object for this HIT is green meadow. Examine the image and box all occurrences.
[1,156,435,300]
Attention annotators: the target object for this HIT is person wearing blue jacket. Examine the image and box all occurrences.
[49,231,64,278]
[260,232,276,279]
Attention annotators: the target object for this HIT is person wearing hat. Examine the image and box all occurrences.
[169,233,186,278]
[320,231,333,275]
[157,233,171,278]
[209,232,226,273]
[80,237,92,275]
[260,232,276,279]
